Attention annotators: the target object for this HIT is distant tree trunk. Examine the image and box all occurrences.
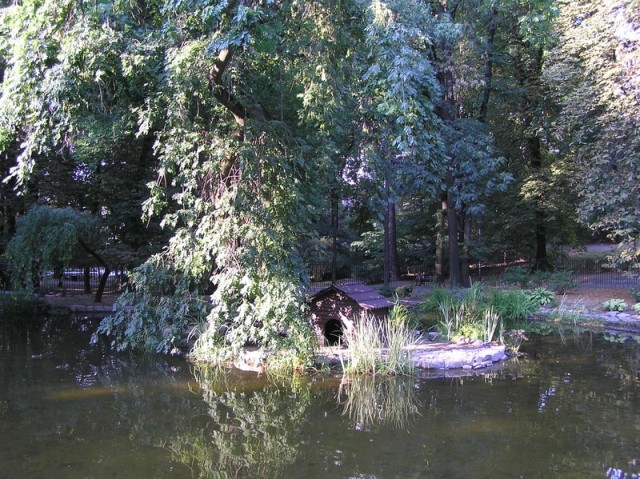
[83,266,92,294]
[389,201,399,282]
[330,185,339,284]
[447,189,461,287]
[530,135,550,271]
[478,5,497,123]
[383,199,391,287]
[460,213,471,287]
[518,46,550,272]
[77,238,109,303]
[383,202,399,287]
[434,194,446,284]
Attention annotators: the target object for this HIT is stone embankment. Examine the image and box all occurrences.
[315,340,508,376]
[539,306,640,335]
[407,341,507,370]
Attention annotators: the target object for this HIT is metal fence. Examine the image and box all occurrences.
[9,258,636,295]
[307,258,640,290]
[37,267,124,295]
[554,258,640,289]
[307,262,432,288]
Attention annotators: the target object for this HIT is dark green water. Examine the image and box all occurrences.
[1,315,639,479]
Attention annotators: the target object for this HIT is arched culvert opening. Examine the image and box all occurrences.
[324,319,344,346]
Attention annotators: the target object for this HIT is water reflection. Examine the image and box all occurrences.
[337,375,420,431]
[167,365,313,479]
[3,315,640,479]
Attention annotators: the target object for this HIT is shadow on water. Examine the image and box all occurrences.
[2,314,640,478]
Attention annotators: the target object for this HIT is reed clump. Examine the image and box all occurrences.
[340,302,417,376]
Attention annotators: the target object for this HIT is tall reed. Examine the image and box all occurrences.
[342,306,417,376]
[482,307,501,343]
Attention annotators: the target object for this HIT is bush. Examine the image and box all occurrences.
[500,267,575,294]
[500,267,530,287]
[421,286,455,313]
[633,303,640,314]
[602,299,628,312]
[486,289,536,325]
[547,270,576,293]
[527,287,556,307]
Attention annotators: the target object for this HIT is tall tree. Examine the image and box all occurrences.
[546,0,640,269]
[359,0,444,287]
[426,0,514,285]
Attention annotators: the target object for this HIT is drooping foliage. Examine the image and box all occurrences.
[546,0,640,269]
[2,0,633,363]
[5,205,109,300]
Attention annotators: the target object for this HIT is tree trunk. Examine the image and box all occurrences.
[517,45,550,272]
[529,127,550,272]
[330,185,339,284]
[383,199,391,287]
[389,201,399,282]
[83,266,92,294]
[460,213,472,287]
[478,6,498,123]
[447,189,461,287]
[77,238,109,303]
[434,194,447,284]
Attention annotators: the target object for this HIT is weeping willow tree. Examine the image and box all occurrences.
[1,0,448,364]
[5,205,110,302]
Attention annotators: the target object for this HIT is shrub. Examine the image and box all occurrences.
[0,292,45,315]
[486,289,536,325]
[378,285,395,297]
[500,267,530,287]
[630,289,640,302]
[527,287,556,307]
[602,299,628,312]
[547,270,576,293]
[421,286,455,313]
[633,303,640,314]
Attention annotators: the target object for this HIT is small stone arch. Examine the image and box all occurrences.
[324,319,344,346]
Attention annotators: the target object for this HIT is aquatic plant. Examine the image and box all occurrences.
[437,297,464,341]
[482,307,501,343]
[341,308,416,376]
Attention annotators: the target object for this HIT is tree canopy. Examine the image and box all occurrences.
[1,0,638,362]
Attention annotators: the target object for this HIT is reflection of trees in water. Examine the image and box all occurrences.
[338,375,420,431]
[166,366,312,479]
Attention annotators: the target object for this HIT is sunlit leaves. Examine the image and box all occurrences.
[546,0,640,265]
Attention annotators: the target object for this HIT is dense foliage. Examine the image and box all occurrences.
[1,0,638,363]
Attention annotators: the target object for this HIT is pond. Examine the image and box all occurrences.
[1,314,639,479]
